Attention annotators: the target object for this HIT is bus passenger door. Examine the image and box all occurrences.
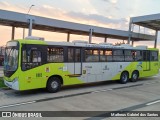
[22,45,46,89]
[143,51,150,71]
[74,48,82,75]
[67,48,82,75]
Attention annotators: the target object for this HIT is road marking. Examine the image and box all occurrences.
[146,100,160,106]
[91,88,113,93]
[99,89,110,92]
[107,88,113,91]
[91,91,101,93]
[0,101,36,109]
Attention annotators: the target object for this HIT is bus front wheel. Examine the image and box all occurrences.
[120,72,129,84]
[47,77,61,93]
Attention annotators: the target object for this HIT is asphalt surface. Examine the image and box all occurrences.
[0,73,160,120]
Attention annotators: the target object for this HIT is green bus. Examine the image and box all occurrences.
[3,37,159,92]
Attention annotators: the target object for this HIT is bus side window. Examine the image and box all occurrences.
[85,49,99,62]
[105,50,113,62]
[75,49,81,62]
[22,49,42,70]
[68,48,74,62]
[47,47,64,62]
[100,50,106,62]
[134,51,143,61]
[143,51,150,61]
[31,51,41,63]
[151,51,158,61]
[113,50,124,62]
[124,50,132,61]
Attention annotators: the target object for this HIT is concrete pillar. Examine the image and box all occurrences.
[128,18,132,44]
[28,18,33,36]
[67,32,70,42]
[11,26,15,40]
[89,28,93,43]
[23,28,25,39]
[104,37,107,43]
[154,30,158,48]
[132,40,134,46]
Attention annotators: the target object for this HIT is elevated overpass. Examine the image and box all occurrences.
[0,9,156,44]
[129,13,160,48]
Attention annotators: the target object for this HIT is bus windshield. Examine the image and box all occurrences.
[4,42,18,71]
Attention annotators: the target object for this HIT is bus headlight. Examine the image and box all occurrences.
[12,77,19,90]
[13,77,18,83]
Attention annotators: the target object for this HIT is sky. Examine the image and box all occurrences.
[0,0,160,48]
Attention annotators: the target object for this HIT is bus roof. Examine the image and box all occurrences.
[13,39,158,51]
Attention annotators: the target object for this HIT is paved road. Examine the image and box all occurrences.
[0,73,160,119]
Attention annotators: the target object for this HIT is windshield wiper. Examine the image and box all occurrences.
[4,49,13,70]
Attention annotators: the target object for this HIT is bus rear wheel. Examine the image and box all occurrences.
[120,72,129,84]
[47,77,61,93]
[131,71,139,82]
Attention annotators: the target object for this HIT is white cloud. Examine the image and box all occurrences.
[0,0,129,46]
[42,5,54,10]
[110,0,118,4]
[102,0,118,4]
[0,1,10,6]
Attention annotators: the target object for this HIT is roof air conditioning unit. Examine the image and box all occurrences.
[25,36,45,41]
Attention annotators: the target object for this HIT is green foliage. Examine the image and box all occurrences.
[0,78,5,88]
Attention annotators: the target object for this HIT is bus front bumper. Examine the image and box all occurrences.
[4,78,19,90]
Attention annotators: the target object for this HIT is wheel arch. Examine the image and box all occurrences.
[47,75,63,87]
[122,70,129,76]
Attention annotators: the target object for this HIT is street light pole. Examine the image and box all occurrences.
[27,5,35,14]
[23,5,35,39]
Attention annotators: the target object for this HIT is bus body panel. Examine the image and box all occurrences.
[3,39,159,91]
[4,61,159,91]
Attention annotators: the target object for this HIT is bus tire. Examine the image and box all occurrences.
[120,72,129,84]
[131,71,139,82]
[47,77,61,93]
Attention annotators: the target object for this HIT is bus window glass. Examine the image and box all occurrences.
[100,50,106,62]
[93,50,99,55]
[22,50,27,62]
[47,47,64,62]
[22,49,42,70]
[100,50,104,55]
[113,50,123,55]
[134,51,143,61]
[32,51,41,62]
[100,50,112,62]
[85,49,99,62]
[143,51,150,61]
[68,48,74,62]
[75,49,81,62]
[113,50,124,62]
[105,50,112,55]
[125,50,133,61]
[151,51,158,61]
[5,48,18,71]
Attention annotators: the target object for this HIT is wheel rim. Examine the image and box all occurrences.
[122,74,127,82]
[133,74,138,80]
[51,81,58,89]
